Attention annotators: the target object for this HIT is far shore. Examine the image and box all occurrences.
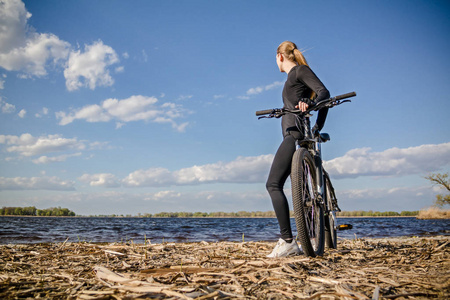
[0,215,425,218]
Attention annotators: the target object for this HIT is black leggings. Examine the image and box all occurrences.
[266,133,299,241]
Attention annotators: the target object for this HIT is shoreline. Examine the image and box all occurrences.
[0,215,426,218]
[1,234,449,243]
[1,234,449,246]
[1,236,448,299]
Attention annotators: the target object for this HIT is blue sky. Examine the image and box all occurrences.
[0,0,449,215]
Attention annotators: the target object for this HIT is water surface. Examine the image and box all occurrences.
[1,216,448,244]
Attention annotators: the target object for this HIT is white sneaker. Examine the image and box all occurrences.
[266,238,301,258]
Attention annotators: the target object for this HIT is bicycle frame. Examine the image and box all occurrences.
[295,114,327,221]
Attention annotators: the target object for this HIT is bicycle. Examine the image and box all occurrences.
[256,91,356,257]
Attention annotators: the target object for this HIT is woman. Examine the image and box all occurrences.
[266,41,330,258]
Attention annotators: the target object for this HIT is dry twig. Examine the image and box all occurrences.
[0,236,448,299]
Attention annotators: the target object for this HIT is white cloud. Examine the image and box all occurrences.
[177,95,193,101]
[337,185,436,211]
[142,49,148,62]
[32,152,82,164]
[122,154,274,187]
[246,81,283,96]
[56,104,111,125]
[0,98,15,113]
[0,1,119,91]
[0,0,70,77]
[122,167,173,187]
[102,142,449,189]
[0,176,75,191]
[78,173,120,188]
[0,133,85,157]
[35,107,49,118]
[0,0,30,53]
[174,155,273,185]
[172,122,189,132]
[152,190,182,200]
[115,66,124,73]
[88,141,111,150]
[102,95,158,121]
[324,142,450,179]
[64,40,119,91]
[247,87,264,95]
[18,108,26,118]
[56,95,190,132]
[2,32,70,77]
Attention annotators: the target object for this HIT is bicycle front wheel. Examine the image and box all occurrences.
[291,148,324,257]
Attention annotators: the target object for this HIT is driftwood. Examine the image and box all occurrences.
[0,236,448,299]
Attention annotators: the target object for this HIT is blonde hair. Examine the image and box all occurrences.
[277,41,315,99]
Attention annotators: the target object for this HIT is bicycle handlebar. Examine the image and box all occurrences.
[255,109,275,116]
[335,91,356,101]
[255,91,356,117]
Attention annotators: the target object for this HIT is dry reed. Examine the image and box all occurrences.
[0,236,449,299]
[417,207,450,219]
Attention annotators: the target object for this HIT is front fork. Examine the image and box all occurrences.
[313,142,325,208]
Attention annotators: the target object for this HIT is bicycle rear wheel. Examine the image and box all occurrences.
[324,174,337,249]
[291,148,324,257]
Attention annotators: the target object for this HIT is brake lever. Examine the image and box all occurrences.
[258,113,278,119]
[325,99,351,108]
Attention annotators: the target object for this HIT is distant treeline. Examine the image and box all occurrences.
[0,207,420,218]
[336,210,419,217]
[93,211,277,218]
[87,210,419,218]
[0,206,76,217]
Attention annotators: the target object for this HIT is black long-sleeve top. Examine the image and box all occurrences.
[281,65,330,137]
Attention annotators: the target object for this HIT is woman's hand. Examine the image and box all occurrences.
[296,98,314,112]
[296,101,309,112]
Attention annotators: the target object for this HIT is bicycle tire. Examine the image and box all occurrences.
[324,174,337,249]
[291,148,324,257]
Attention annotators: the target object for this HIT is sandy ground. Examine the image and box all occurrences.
[0,236,449,299]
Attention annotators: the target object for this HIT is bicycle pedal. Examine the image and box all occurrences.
[337,224,353,230]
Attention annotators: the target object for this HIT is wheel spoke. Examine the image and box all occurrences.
[302,159,318,249]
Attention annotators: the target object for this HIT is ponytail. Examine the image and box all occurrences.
[292,48,309,67]
[278,41,316,99]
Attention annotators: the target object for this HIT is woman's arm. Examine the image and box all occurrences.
[296,65,330,131]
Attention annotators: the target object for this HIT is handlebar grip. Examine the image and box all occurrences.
[255,109,273,116]
[335,91,356,101]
